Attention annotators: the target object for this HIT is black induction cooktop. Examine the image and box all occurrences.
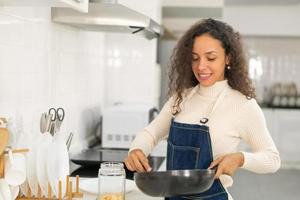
[70,148,165,178]
[70,148,130,166]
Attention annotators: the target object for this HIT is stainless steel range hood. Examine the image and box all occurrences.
[51,0,162,40]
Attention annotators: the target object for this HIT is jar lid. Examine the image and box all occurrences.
[100,162,124,171]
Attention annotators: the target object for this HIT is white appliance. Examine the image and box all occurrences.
[101,104,158,149]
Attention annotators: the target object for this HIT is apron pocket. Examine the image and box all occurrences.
[168,141,200,170]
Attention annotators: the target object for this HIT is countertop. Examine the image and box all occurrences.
[77,178,163,200]
[75,159,167,200]
[69,151,167,200]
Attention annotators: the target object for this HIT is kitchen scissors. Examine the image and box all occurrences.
[48,107,65,135]
[48,107,65,122]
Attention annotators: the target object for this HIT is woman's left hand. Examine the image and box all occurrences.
[208,152,244,179]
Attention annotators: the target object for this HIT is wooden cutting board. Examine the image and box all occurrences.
[0,127,9,178]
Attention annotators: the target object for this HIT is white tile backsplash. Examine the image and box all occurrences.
[0,1,161,153]
[103,0,162,107]
[0,6,106,153]
[243,36,300,103]
[103,33,160,107]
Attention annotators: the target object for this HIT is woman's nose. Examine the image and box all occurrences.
[197,60,207,70]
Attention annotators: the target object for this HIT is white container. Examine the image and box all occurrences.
[98,162,125,200]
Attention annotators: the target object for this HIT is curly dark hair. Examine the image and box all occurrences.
[168,18,255,114]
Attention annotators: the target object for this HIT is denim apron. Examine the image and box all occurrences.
[166,87,228,200]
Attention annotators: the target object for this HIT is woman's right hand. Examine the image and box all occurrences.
[124,149,152,172]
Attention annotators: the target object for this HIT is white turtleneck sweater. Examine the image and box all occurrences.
[129,80,280,199]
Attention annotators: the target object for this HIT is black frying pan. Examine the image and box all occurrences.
[134,169,215,197]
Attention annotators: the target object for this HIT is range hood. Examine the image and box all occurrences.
[51,0,162,40]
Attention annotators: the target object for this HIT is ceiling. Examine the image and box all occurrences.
[161,0,300,39]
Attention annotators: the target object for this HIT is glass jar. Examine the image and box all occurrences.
[98,162,125,200]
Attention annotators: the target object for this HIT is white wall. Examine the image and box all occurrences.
[0,0,162,153]
[223,5,300,36]
[103,0,162,107]
[0,6,105,153]
[103,33,160,107]
[119,0,161,23]
[158,40,176,108]
[242,36,300,104]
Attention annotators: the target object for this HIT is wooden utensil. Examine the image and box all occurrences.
[0,127,9,155]
[0,127,9,178]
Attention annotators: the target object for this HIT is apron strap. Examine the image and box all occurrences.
[172,86,199,118]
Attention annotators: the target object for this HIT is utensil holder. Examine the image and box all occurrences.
[16,175,83,200]
[0,118,82,199]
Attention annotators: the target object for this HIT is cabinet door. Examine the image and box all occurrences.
[274,109,300,162]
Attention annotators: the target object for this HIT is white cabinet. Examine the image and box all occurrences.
[263,108,300,164]
[273,109,300,163]
[0,0,88,12]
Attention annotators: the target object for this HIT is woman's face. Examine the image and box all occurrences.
[192,34,229,87]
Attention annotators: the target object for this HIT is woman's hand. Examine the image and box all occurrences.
[208,152,244,179]
[124,149,152,172]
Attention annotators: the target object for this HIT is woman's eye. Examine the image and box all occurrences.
[207,58,216,61]
[192,57,199,61]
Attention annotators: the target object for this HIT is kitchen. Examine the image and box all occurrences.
[0,0,300,199]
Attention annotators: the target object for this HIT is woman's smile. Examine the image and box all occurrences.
[198,72,213,81]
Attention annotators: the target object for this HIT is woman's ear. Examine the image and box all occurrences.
[225,55,230,66]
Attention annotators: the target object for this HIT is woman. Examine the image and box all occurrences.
[124,18,281,200]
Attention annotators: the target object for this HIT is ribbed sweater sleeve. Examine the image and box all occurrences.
[129,97,174,156]
[238,99,281,173]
